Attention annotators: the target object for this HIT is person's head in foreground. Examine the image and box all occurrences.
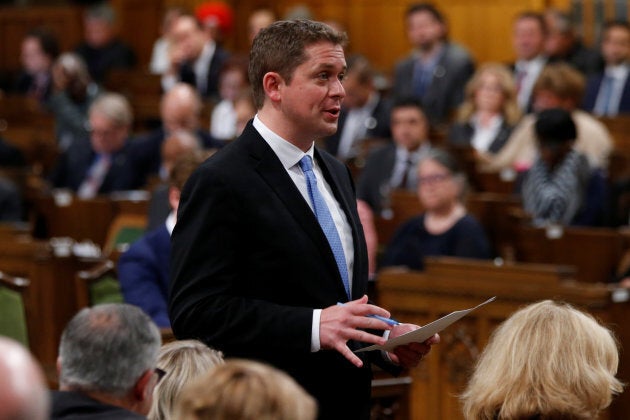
[173,359,317,420]
[461,300,623,420]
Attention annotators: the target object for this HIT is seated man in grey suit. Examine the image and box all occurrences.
[392,3,474,127]
[51,303,162,420]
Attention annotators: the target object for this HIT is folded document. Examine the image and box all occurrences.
[356,296,496,353]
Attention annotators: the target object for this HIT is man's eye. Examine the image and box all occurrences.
[318,73,329,80]
[338,73,346,82]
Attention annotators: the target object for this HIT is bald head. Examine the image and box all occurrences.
[0,337,50,420]
[161,83,203,134]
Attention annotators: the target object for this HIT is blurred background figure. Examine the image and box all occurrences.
[195,1,234,47]
[149,340,224,420]
[381,148,491,270]
[449,63,522,157]
[173,359,317,420]
[461,300,623,420]
[583,20,630,116]
[209,56,250,142]
[232,90,256,137]
[247,8,276,45]
[0,337,50,420]
[324,54,391,162]
[544,8,603,76]
[149,6,186,75]
[75,3,136,84]
[15,27,59,103]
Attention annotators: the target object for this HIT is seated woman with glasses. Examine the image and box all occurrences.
[380,148,492,270]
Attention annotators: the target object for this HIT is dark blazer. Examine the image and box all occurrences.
[49,137,148,194]
[75,39,136,83]
[448,120,514,154]
[178,45,229,100]
[170,121,380,419]
[118,224,171,328]
[51,390,145,420]
[392,42,474,125]
[146,183,170,231]
[583,71,630,114]
[324,96,392,157]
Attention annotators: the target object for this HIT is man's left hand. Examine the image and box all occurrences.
[386,324,440,368]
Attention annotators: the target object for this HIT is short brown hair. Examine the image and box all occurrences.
[248,19,347,109]
[533,63,585,105]
[169,149,214,191]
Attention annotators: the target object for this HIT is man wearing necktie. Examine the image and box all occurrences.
[170,20,438,420]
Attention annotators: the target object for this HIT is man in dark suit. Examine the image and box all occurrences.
[50,93,149,197]
[162,13,229,101]
[170,20,438,420]
[324,54,391,161]
[583,20,630,116]
[392,3,474,127]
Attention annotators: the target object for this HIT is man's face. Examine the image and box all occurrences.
[84,17,114,48]
[406,11,443,51]
[602,26,630,66]
[21,37,50,75]
[341,71,371,109]
[161,97,198,133]
[171,17,205,62]
[391,106,428,151]
[276,41,346,141]
[89,111,128,154]
[513,17,545,60]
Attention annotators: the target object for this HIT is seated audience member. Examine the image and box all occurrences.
[520,108,605,226]
[583,20,630,116]
[392,3,475,126]
[381,148,492,270]
[149,7,186,75]
[149,340,224,420]
[544,8,603,76]
[357,97,432,216]
[485,63,613,173]
[162,13,229,100]
[173,359,317,420]
[0,337,50,420]
[233,89,256,137]
[209,57,250,142]
[47,52,101,151]
[52,303,162,419]
[247,8,276,45]
[324,54,392,161]
[49,93,149,197]
[461,300,623,420]
[119,151,210,326]
[195,2,234,48]
[0,176,22,221]
[15,27,59,103]
[75,3,136,84]
[448,63,522,156]
[134,83,222,179]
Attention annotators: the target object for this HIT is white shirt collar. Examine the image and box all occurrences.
[253,115,315,170]
[606,63,629,80]
[166,211,176,236]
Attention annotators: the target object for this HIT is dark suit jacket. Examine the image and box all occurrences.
[448,120,514,154]
[583,71,630,114]
[324,96,392,157]
[75,39,136,83]
[392,42,474,125]
[49,137,148,194]
[179,45,229,100]
[170,122,380,419]
[51,390,145,420]
[118,224,170,328]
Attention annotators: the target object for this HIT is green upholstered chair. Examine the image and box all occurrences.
[75,260,123,308]
[0,272,31,347]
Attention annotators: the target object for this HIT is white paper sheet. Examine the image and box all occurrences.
[355,296,496,353]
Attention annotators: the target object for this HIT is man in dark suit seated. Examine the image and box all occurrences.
[15,27,59,103]
[392,3,474,127]
[75,3,136,84]
[49,93,149,197]
[170,20,439,420]
[161,13,229,101]
[323,54,391,161]
[51,304,162,420]
[583,20,630,116]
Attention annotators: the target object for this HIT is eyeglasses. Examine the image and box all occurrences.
[154,367,167,384]
[418,173,451,185]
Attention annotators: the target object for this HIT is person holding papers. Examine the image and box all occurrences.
[169,20,438,420]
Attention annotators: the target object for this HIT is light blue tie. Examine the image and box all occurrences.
[598,74,615,116]
[299,155,351,300]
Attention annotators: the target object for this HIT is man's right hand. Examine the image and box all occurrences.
[320,295,394,368]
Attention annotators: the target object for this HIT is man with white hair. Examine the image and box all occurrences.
[0,337,50,420]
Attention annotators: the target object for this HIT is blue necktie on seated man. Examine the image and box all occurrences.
[298,155,351,301]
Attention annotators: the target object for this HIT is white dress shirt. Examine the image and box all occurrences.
[515,56,546,110]
[470,113,503,153]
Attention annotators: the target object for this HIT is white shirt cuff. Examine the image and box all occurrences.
[381,329,395,364]
[311,309,322,352]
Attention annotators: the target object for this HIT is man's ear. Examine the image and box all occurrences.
[262,72,284,103]
[133,370,154,402]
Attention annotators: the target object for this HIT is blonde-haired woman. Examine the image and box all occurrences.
[449,63,521,156]
[461,300,623,420]
[149,340,224,420]
[173,359,317,420]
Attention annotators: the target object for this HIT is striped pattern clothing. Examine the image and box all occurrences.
[522,150,591,225]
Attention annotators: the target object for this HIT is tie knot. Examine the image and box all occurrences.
[299,155,313,172]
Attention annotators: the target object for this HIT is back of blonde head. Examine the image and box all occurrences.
[461,300,623,420]
[173,359,317,420]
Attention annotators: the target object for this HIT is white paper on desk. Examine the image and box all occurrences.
[355,296,496,353]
